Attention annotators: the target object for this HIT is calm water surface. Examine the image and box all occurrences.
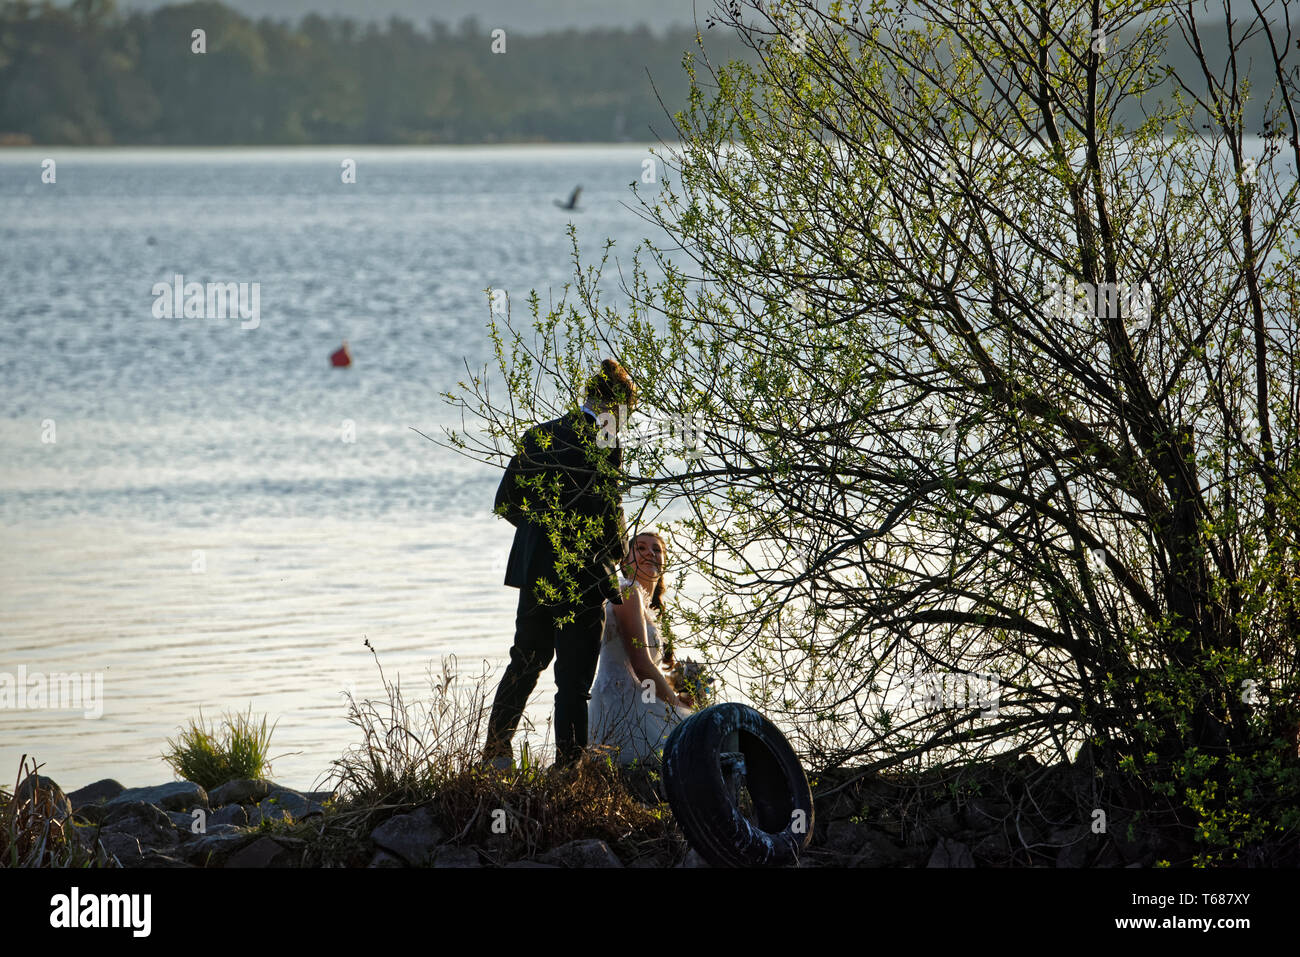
[0,146,678,790]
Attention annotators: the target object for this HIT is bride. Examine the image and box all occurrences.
[588,531,694,765]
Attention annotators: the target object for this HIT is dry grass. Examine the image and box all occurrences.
[1,756,115,868]
[306,642,683,866]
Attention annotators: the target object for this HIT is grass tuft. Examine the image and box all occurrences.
[161,706,278,790]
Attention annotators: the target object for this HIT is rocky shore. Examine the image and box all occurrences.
[17,746,1287,867]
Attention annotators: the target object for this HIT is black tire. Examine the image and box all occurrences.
[663,702,813,867]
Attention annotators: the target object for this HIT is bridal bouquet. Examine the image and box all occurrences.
[666,659,715,709]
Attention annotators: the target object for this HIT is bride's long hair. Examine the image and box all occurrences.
[621,531,668,613]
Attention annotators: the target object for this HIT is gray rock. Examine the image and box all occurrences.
[225,836,299,868]
[961,798,1011,830]
[246,801,292,826]
[15,774,72,820]
[67,779,125,811]
[849,829,908,866]
[211,804,248,827]
[104,782,208,813]
[1053,826,1092,868]
[926,837,976,868]
[825,820,869,854]
[138,852,194,868]
[97,831,143,865]
[924,802,960,832]
[972,831,1011,864]
[167,808,219,836]
[370,807,445,866]
[209,779,270,806]
[166,810,192,831]
[201,823,246,837]
[432,845,482,868]
[102,802,179,848]
[368,849,407,868]
[538,839,624,868]
[677,848,709,868]
[73,803,112,825]
[263,788,324,819]
[505,860,559,868]
[1093,842,1124,868]
[182,830,258,867]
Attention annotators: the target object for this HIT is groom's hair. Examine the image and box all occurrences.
[585,358,637,411]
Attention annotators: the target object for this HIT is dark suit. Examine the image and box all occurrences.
[485,406,627,764]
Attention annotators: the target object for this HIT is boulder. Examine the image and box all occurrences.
[102,802,179,849]
[104,782,208,813]
[182,830,259,867]
[209,779,270,806]
[961,798,1011,830]
[73,803,112,825]
[225,836,300,868]
[211,804,248,827]
[66,779,125,811]
[165,810,212,837]
[505,860,559,868]
[246,801,292,826]
[368,850,407,868]
[849,829,909,866]
[15,774,72,820]
[431,845,482,868]
[676,848,709,868]
[1053,825,1092,868]
[138,852,194,868]
[971,831,1011,864]
[97,831,143,866]
[370,807,445,866]
[201,823,246,837]
[924,802,961,832]
[824,820,870,854]
[538,839,624,868]
[263,788,324,819]
[926,837,976,868]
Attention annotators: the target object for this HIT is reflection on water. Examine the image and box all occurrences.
[0,147,669,789]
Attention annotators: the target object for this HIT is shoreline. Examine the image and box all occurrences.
[9,749,1283,868]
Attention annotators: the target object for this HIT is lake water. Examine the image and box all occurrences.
[3,138,1291,794]
[0,146,678,792]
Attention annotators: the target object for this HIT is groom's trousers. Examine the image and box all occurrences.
[484,579,606,766]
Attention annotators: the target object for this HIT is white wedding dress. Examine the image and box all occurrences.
[588,576,692,765]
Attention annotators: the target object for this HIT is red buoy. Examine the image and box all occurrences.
[330,341,352,367]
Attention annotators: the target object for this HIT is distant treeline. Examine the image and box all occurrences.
[0,0,1286,145]
[0,0,754,144]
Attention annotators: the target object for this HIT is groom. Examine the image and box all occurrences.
[484,358,636,767]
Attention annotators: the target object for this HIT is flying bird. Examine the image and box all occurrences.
[554,186,582,210]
